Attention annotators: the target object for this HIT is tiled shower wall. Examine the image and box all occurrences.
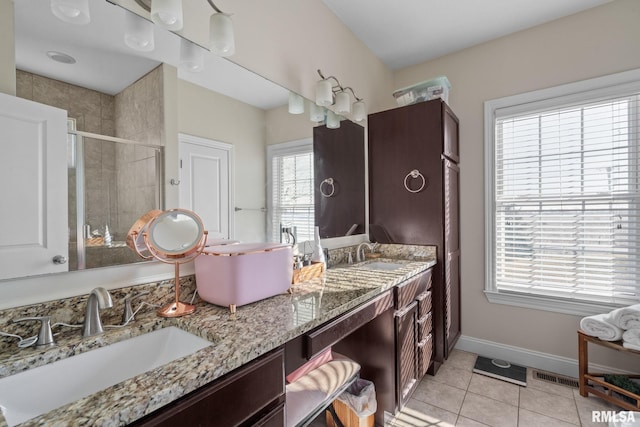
[114,66,164,239]
[15,70,117,247]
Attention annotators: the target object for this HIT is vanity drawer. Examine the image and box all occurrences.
[417,312,432,342]
[416,290,432,319]
[394,269,432,309]
[305,290,393,358]
[417,334,433,378]
[131,348,285,427]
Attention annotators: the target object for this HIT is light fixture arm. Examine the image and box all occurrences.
[206,0,224,14]
[317,69,361,100]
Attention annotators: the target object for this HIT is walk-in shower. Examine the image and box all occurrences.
[67,126,163,271]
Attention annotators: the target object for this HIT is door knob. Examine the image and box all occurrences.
[52,255,68,265]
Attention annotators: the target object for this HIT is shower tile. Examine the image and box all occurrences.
[101,94,115,120]
[16,70,33,100]
[84,114,102,134]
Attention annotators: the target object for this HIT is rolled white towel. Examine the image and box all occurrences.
[623,328,640,346]
[580,314,624,341]
[623,341,640,351]
[604,304,640,330]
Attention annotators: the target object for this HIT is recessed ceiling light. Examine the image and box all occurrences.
[46,51,76,64]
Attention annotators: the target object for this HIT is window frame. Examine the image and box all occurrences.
[266,138,314,246]
[484,69,640,316]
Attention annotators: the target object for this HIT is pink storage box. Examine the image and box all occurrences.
[195,242,293,309]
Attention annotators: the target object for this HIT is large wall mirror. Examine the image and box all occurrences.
[4,0,365,284]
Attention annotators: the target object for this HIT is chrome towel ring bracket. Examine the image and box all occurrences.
[404,169,427,193]
[320,178,336,197]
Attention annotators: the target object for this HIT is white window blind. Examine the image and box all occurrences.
[492,91,640,306]
[268,140,314,243]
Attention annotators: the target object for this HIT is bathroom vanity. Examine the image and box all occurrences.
[0,247,435,427]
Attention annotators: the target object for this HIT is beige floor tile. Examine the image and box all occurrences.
[458,391,518,427]
[520,386,581,425]
[526,368,576,399]
[454,416,491,426]
[413,377,467,414]
[573,389,620,427]
[430,362,473,390]
[518,408,580,426]
[391,398,458,427]
[466,373,520,406]
[446,350,478,372]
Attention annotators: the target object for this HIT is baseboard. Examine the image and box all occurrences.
[455,335,630,379]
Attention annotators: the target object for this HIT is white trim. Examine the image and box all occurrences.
[178,133,234,239]
[455,335,631,379]
[484,68,640,315]
[484,290,624,317]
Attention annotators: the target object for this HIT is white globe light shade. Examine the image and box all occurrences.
[315,79,333,107]
[210,13,235,57]
[288,92,305,114]
[151,0,183,31]
[124,13,155,52]
[352,100,367,122]
[180,38,204,72]
[50,0,90,25]
[326,110,341,129]
[309,102,325,122]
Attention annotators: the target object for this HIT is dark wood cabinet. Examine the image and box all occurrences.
[313,120,366,239]
[130,348,285,427]
[395,300,418,408]
[368,99,461,373]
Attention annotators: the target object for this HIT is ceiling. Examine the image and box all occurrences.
[13,0,288,109]
[14,0,613,109]
[322,0,613,70]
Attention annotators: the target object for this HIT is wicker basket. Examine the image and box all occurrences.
[292,262,325,284]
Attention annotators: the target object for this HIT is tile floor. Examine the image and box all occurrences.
[386,350,621,427]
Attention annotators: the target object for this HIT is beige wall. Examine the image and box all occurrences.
[265,104,314,146]
[394,0,640,371]
[177,79,267,242]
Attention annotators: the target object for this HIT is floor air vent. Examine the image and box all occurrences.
[532,369,579,388]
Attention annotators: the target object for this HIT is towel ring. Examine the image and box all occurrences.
[320,178,335,197]
[404,169,426,193]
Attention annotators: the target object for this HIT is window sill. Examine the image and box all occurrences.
[483,290,624,317]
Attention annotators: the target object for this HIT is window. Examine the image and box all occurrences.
[485,70,640,315]
[267,139,314,244]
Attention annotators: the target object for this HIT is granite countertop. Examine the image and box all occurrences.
[0,256,435,427]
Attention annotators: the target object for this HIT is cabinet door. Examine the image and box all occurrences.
[443,104,459,162]
[395,301,418,409]
[368,101,443,245]
[444,159,461,356]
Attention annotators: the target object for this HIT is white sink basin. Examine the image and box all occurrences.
[0,327,211,426]
[360,261,404,271]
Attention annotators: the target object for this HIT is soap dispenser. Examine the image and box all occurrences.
[310,226,325,267]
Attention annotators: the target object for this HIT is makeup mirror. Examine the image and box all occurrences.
[127,209,207,317]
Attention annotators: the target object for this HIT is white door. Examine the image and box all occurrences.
[178,134,232,239]
[0,93,68,280]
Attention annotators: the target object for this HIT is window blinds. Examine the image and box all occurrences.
[494,93,640,305]
[270,150,314,243]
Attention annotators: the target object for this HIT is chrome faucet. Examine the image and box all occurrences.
[82,287,113,338]
[356,242,375,262]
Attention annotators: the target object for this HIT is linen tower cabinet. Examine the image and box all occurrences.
[368,98,461,375]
